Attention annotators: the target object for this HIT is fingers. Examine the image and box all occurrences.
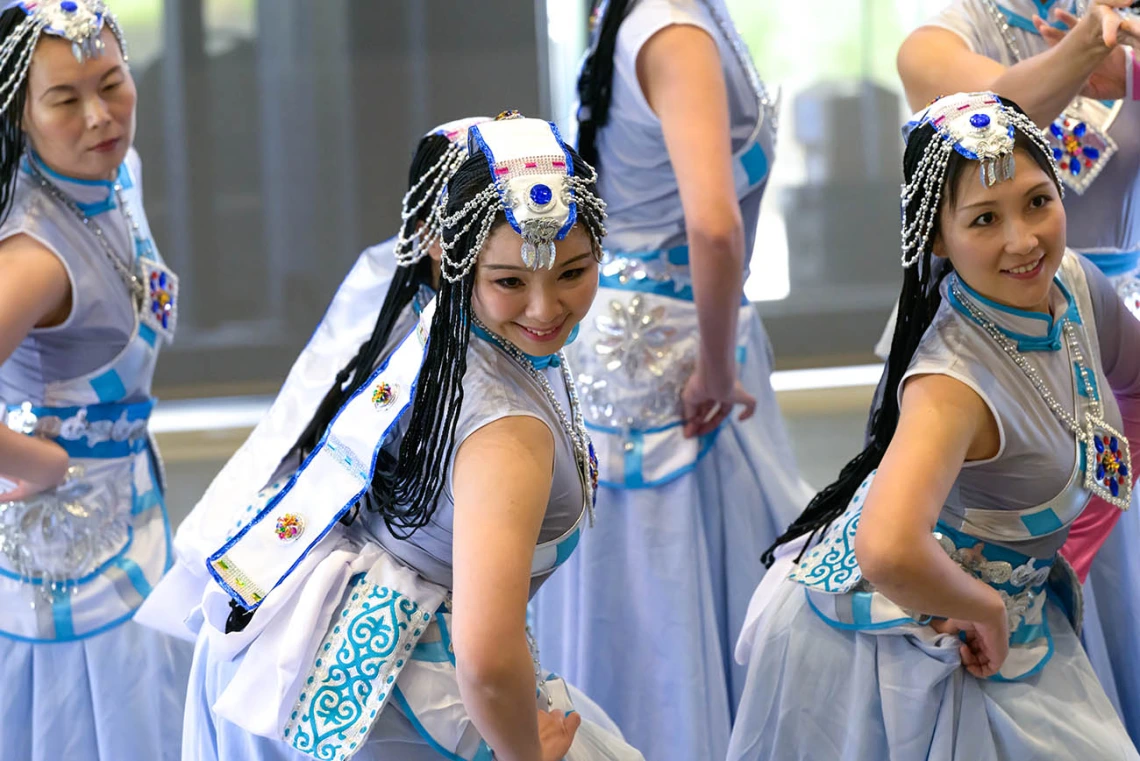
[1054,9,1079,28]
[564,710,582,736]
[1102,11,1120,47]
[736,390,758,422]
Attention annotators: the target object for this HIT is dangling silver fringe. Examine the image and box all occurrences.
[393,141,465,267]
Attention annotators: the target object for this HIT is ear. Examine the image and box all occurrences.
[931,231,948,260]
[418,220,444,264]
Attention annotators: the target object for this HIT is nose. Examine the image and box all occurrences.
[1003,217,1038,258]
[525,281,563,325]
[85,97,111,130]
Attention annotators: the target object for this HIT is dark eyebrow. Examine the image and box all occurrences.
[957,180,1054,213]
[39,66,123,101]
[40,84,77,101]
[482,251,593,271]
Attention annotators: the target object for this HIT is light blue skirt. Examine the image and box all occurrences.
[0,618,191,761]
[531,311,812,761]
[727,553,1138,761]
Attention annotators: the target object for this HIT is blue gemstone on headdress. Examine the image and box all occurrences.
[60,0,78,11]
[1083,146,1100,160]
[1049,123,1063,137]
[1111,479,1120,497]
[1111,437,1119,452]
[529,183,553,206]
[1070,161,1081,176]
[969,113,990,129]
[1098,463,1106,480]
[1073,122,1087,138]
[1052,148,1063,160]
[1096,437,1105,453]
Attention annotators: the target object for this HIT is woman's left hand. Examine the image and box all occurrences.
[929,609,1010,679]
[680,364,757,439]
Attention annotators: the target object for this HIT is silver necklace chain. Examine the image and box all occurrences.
[27,159,144,308]
[951,278,1096,437]
[983,0,1027,62]
[469,315,597,526]
[701,0,778,139]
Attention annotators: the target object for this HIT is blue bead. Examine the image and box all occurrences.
[1097,463,1106,480]
[1052,148,1063,160]
[1111,479,1120,497]
[1082,146,1100,160]
[969,113,991,129]
[60,1,78,11]
[1070,161,1081,176]
[1073,122,1087,138]
[1049,123,1063,137]
[1096,437,1105,453]
[1110,437,1119,452]
[529,183,553,206]
[1121,464,1129,478]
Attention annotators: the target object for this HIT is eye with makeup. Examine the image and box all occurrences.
[1028,194,1051,210]
[969,210,996,228]
[560,266,588,282]
[493,276,525,290]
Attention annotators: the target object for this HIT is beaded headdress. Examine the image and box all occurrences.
[0,1,126,117]
[439,111,606,283]
[393,116,489,267]
[899,92,1061,269]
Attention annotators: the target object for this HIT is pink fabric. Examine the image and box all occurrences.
[1130,47,1140,102]
[1059,260,1140,581]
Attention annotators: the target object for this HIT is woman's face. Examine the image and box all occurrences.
[934,149,1065,314]
[472,223,599,355]
[23,28,135,181]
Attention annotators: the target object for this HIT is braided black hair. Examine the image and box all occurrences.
[0,8,31,225]
[576,0,633,169]
[762,97,1058,567]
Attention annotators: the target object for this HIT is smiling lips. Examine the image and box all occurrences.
[1002,255,1044,279]
[91,137,120,153]
[515,320,564,342]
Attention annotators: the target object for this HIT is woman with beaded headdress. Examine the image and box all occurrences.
[725,90,1140,760]
[527,2,812,760]
[145,112,644,761]
[0,1,191,759]
[895,0,1140,738]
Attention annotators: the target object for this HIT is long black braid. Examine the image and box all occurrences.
[576,0,633,169]
[368,144,606,538]
[761,99,1057,567]
[0,8,31,226]
[288,134,452,461]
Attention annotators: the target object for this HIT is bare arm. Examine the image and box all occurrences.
[855,374,1009,675]
[897,3,1138,126]
[637,24,757,435]
[0,234,71,495]
[450,416,576,761]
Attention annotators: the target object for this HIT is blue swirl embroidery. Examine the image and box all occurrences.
[287,577,431,760]
[788,476,873,594]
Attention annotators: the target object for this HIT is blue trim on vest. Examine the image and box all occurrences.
[1076,362,1100,400]
[740,140,770,186]
[1020,507,1064,536]
[51,587,74,639]
[948,274,1077,352]
[138,323,158,347]
[89,369,128,402]
[1082,249,1140,278]
[995,3,1068,32]
[435,609,458,667]
[554,527,581,567]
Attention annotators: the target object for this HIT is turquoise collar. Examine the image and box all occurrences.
[24,150,132,216]
[995,1,1071,33]
[470,321,580,370]
[947,271,1079,352]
